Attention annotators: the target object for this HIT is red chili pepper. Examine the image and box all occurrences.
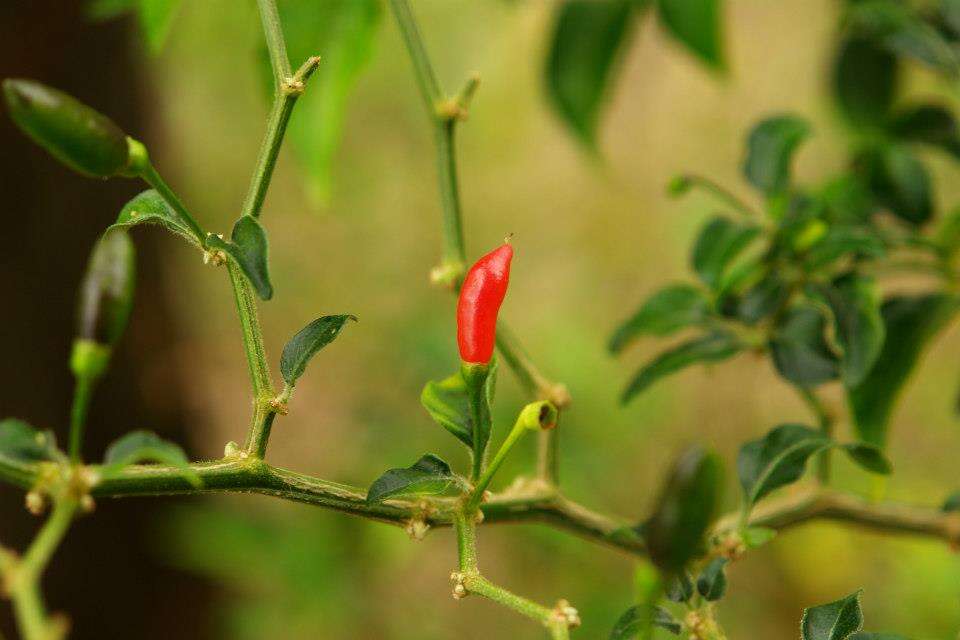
[457,242,513,364]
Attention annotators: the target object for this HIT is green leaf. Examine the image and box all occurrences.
[609,605,682,639]
[803,226,885,270]
[656,0,724,70]
[261,0,381,203]
[942,491,960,512]
[102,430,199,486]
[810,274,884,386]
[846,1,960,75]
[741,526,777,549]
[737,272,789,325]
[738,424,831,506]
[621,331,742,404]
[833,38,898,127]
[545,0,639,148]
[206,216,273,300]
[769,305,839,386]
[608,284,710,353]
[861,144,932,225]
[421,362,496,455]
[0,419,58,464]
[691,216,761,289]
[76,229,136,347]
[645,446,724,575]
[666,572,694,603]
[461,362,496,472]
[108,189,200,247]
[743,115,811,196]
[365,454,460,504]
[279,314,357,386]
[138,0,182,54]
[696,557,728,601]
[800,590,864,640]
[944,0,960,37]
[847,294,958,446]
[890,104,960,158]
[842,443,892,475]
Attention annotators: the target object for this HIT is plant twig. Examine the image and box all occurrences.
[257,0,292,86]
[798,386,834,483]
[67,376,95,462]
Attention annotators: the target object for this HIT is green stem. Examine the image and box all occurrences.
[389,0,442,112]
[8,498,78,640]
[256,0,292,86]
[799,386,834,483]
[139,162,207,246]
[466,417,530,512]
[228,263,273,399]
[435,120,467,275]
[67,375,97,462]
[681,173,760,218]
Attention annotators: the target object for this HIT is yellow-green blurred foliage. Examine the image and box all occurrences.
[137,1,960,638]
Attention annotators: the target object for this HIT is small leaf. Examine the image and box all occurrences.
[691,216,761,289]
[461,362,496,470]
[206,216,273,300]
[280,314,357,386]
[860,144,932,225]
[261,0,381,203]
[737,272,789,325]
[608,284,710,353]
[810,274,884,386]
[0,419,57,464]
[833,37,898,127]
[743,115,811,196]
[846,1,960,75]
[138,0,183,54]
[656,0,724,70]
[842,443,892,475]
[609,604,682,639]
[696,557,728,601]
[769,305,839,386]
[942,491,960,512]
[421,372,473,448]
[741,526,777,549]
[800,590,864,640]
[366,454,460,504]
[545,0,639,148]
[645,446,724,575]
[666,572,694,603]
[803,225,885,270]
[108,189,200,247]
[847,294,958,446]
[102,430,199,486]
[890,104,960,158]
[621,331,742,404]
[738,424,831,506]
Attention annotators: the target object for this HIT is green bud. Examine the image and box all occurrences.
[70,339,112,380]
[643,446,723,577]
[667,174,692,197]
[3,78,129,177]
[77,230,136,347]
[516,401,559,431]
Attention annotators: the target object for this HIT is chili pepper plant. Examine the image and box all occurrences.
[2,1,960,639]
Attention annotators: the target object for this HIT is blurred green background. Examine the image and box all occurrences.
[3,1,960,638]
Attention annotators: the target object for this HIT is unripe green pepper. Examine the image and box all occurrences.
[77,230,136,346]
[3,78,129,178]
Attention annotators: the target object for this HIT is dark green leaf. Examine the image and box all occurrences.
[102,430,199,486]
[811,274,884,386]
[737,273,789,325]
[608,284,710,353]
[421,372,473,448]
[280,314,357,386]
[861,145,932,225]
[139,0,183,53]
[262,0,381,202]
[944,0,960,37]
[696,557,728,601]
[666,572,694,603]
[804,226,885,270]
[833,38,898,127]
[366,454,460,504]
[621,331,741,403]
[770,305,839,386]
[842,443,892,474]
[800,590,864,640]
[609,604,682,639]
[545,0,638,148]
[76,230,136,347]
[691,216,761,288]
[743,115,811,196]
[890,104,960,158]
[0,419,57,464]
[942,491,960,512]
[738,424,831,506]
[206,216,273,300]
[656,0,724,70]
[108,189,200,247]
[645,446,723,575]
[847,294,958,446]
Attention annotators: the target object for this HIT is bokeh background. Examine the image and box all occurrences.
[2,1,960,638]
